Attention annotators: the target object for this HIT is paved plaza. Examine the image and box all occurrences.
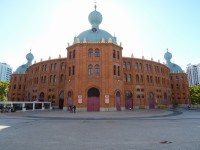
[0,109,200,150]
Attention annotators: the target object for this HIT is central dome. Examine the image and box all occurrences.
[73,5,117,44]
[88,9,102,31]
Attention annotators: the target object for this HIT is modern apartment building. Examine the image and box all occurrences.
[186,64,200,86]
[0,62,12,81]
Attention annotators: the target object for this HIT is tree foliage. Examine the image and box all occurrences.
[189,84,200,104]
[0,81,9,101]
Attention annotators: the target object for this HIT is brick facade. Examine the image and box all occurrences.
[8,43,190,111]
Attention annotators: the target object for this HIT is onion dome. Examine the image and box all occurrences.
[73,4,117,44]
[164,49,183,73]
[26,50,34,62]
[15,50,34,74]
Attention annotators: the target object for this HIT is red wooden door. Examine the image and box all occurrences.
[87,97,100,111]
[67,97,73,110]
[116,97,121,111]
[59,99,64,109]
[149,98,155,109]
[125,98,133,109]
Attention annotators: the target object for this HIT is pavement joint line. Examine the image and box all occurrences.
[0,109,185,121]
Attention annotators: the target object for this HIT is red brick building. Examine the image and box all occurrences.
[8,6,190,111]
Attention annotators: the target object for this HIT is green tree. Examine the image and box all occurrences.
[189,84,200,104]
[0,81,9,101]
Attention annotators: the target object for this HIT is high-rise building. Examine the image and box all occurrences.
[186,64,200,86]
[0,62,12,81]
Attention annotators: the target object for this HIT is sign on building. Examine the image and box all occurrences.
[78,95,82,103]
[105,95,109,104]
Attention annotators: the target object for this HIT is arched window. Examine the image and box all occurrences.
[53,75,56,82]
[95,48,100,57]
[60,74,65,82]
[72,66,75,75]
[88,64,93,75]
[113,49,116,58]
[137,95,140,98]
[54,63,57,70]
[42,65,44,72]
[69,51,72,59]
[140,75,143,82]
[123,62,126,68]
[124,73,127,82]
[139,63,142,70]
[117,51,120,59]
[45,64,48,71]
[51,64,54,70]
[158,77,160,84]
[113,65,116,75]
[155,77,157,83]
[147,75,149,83]
[136,74,139,82]
[69,67,71,76]
[50,75,53,83]
[150,76,153,83]
[146,64,149,71]
[127,74,131,82]
[135,62,139,70]
[149,64,151,71]
[61,62,65,70]
[118,66,120,76]
[127,62,131,70]
[88,48,93,57]
[94,64,100,75]
[73,50,76,58]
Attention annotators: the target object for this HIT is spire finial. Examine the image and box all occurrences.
[30,49,31,53]
[94,1,97,10]
[167,48,168,52]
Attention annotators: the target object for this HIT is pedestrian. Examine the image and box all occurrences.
[69,105,73,113]
[73,105,76,113]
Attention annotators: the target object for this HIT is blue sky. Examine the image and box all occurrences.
[0,0,200,71]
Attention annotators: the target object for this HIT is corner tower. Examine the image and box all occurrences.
[65,5,124,111]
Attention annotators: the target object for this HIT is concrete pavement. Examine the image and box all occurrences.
[1,109,200,150]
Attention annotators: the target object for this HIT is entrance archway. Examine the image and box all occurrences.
[115,91,121,111]
[148,92,155,109]
[39,92,45,101]
[125,91,133,109]
[59,91,64,109]
[67,91,73,110]
[87,87,100,111]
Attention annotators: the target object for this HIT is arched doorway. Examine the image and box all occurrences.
[125,91,133,109]
[163,92,167,105]
[148,92,155,109]
[59,91,64,109]
[67,91,73,110]
[115,91,121,111]
[39,92,45,101]
[87,87,100,111]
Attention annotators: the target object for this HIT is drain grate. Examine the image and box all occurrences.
[160,141,173,144]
